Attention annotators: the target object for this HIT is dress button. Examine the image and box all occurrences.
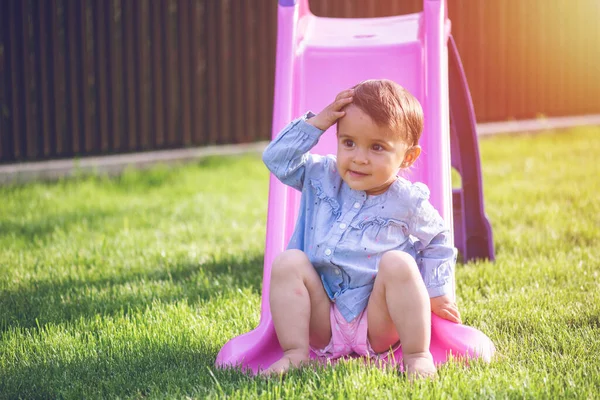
[335,269,341,275]
[353,202,360,209]
[339,223,347,229]
[325,249,332,256]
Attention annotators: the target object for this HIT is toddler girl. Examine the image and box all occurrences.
[261,79,460,379]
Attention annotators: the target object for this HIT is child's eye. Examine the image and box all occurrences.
[372,144,384,151]
[343,139,355,148]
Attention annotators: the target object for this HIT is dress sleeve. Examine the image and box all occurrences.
[262,113,326,191]
[408,183,457,298]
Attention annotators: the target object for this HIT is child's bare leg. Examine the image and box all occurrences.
[263,249,332,375]
[367,251,436,380]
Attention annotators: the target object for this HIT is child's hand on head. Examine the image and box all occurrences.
[430,295,462,324]
[306,89,354,131]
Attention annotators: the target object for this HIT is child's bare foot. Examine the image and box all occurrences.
[261,350,308,376]
[403,351,436,381]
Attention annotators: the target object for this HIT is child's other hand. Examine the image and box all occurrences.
[306,89,354,131]
[430,295,462,324]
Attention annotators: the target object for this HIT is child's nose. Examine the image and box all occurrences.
[353,148,369,164]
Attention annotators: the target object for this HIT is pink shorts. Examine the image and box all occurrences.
[311,304,399,359]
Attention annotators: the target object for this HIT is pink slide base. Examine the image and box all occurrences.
[217,314,495,375]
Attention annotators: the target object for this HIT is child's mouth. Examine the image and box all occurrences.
[349,170,369,177]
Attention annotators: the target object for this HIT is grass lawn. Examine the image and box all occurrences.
[1,126,599,399]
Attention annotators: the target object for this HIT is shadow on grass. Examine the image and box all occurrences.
[0,254,264,332]
[0,339,260,398]
[0,251,271,398]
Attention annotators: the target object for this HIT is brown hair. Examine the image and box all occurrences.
[351,79,424,146]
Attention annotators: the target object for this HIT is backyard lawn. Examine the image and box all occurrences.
[0,126,599,398]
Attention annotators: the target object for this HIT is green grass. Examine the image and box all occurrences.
[1,127,599,399]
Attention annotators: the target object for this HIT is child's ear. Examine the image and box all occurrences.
[400,145,422,168]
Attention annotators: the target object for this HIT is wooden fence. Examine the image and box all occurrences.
[1,0,599,164]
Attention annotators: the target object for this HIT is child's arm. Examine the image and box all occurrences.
[409,184,462,323]
[262,89,354,190]
[420,231,461,324]
[262,114,324,191]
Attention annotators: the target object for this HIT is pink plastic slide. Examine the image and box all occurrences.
[216,0,495,374]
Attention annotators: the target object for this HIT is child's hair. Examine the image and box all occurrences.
[351,79,424,146]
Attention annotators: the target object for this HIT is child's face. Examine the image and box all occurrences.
[336,105,414,196]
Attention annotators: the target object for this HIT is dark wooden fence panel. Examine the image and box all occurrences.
[0,0,599,164]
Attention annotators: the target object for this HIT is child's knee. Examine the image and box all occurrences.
[271,249,309,278]
[378,251,419,282]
